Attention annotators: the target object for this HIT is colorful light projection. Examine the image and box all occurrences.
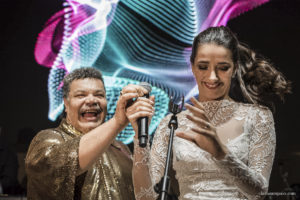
[35,0,269,144]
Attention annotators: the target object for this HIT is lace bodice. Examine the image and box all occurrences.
[132,100,276,200]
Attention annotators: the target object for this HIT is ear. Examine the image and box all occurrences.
[191,63,196,75]
[63,98,69,113]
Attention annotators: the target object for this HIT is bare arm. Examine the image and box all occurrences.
[78,84,149,174]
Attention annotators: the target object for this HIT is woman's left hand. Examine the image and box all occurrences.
[176,97,228,160]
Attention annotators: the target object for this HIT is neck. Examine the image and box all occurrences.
[198,95,232,102]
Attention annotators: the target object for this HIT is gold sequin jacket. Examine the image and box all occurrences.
[25,119,135,200]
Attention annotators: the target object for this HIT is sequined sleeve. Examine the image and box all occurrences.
[214,107,276,199]
[25,129,81,200]
[132,115,172,200]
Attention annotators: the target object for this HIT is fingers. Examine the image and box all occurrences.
[190,127,215,138]
[176,131,198,143]
[127,111,154,122]
[117,92,139,110]
[127,101,154,117]
[185,97,209,122]
[149,95,155,103]
[121,84,149,97]
[176,130,225,159]
[176,130,213,144]
[127,96,154,110]
[186,114,215,132]
[126,95,155,121]
[176,121,215,142]
[185,103,206,118]
[119,92,139,103]
[118,84,152,109]
[190,97,205,110]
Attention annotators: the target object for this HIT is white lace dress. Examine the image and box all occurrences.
[133,100,276,200]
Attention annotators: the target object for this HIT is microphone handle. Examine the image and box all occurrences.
[138,93,149,148]
[138,117,148,148]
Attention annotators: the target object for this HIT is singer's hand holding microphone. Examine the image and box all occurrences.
[120,83,155,148]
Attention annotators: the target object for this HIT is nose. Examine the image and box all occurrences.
[208,69,219,82]
[85,94,98,106]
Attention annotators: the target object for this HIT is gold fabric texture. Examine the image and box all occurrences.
[25,119,134,200]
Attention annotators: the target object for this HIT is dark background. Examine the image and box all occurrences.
[0,0,299,195]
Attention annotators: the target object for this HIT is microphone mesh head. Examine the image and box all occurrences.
[139,82,152,93]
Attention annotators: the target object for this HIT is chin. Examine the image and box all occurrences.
[201,93,225,101]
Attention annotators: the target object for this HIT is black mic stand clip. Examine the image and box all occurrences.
[154,96,184,200]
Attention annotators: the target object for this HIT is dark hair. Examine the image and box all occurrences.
[190,26,291,111]
[62,67,105,98]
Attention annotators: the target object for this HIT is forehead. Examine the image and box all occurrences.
[69,78,105,92]
[195,43,232,61]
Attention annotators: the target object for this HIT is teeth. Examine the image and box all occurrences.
[204,83,219,88]
[85,110,98,113]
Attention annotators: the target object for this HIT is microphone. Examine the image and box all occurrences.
[138,82,152,148]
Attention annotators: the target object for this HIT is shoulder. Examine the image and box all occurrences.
[237,103,275,135]
[28,128,65,150]
[238,102,273,118]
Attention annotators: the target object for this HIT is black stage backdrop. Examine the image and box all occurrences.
[0,0,299,194]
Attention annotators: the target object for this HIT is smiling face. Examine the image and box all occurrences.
[64,78,107,133]
[192,43,235,101]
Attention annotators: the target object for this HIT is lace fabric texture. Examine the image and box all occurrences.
[133,100,276,200]
[133,138,157,199]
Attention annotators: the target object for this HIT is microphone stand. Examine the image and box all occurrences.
[154,96,184,200]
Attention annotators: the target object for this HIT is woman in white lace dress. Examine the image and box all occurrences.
[126,26,291,200]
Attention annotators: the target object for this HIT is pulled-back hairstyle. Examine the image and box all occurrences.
[190,26,291,111]
[63,67,105,98]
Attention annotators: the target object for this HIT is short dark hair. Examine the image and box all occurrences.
[63,67,105,98]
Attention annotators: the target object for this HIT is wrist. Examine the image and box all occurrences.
[214,145,228,160]
[111,116,128,132]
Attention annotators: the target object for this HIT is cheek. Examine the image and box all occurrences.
[68,101,82,115]
[100,99,108,111]
[101,99,107,106]
[194,71,205,81]
[220,73,232,87]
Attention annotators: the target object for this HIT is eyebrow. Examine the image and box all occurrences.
[218,62,231,65]
[73,89,105,93]
[196,61,231,65]
[94,89,105,92]
[197,61,209,64]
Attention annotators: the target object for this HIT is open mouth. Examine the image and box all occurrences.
[203,82,221,89]
[80,109,102,121]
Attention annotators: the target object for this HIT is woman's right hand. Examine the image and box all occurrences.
[114,84,149,128]
[125,95,155,137]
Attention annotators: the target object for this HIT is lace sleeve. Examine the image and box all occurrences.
[132,115,171,200]
[150,115,172,187]
[214,107,276,199]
